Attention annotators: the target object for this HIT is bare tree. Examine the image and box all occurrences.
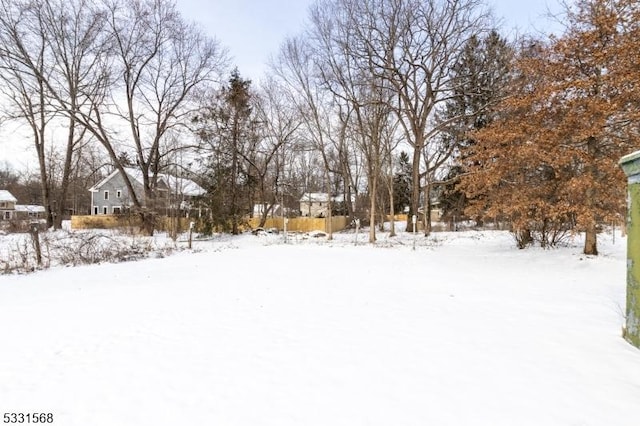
[0,0,57,227]
[309,0,402,243]
[42,0,228,234]
[252,76,303,227]
[38,0,106,227]
[0,0,113,228]
[274,36,360,239]
[344,0,490,232]
[0,0,224,234]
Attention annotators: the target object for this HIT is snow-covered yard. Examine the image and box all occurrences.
[1,228,639,425]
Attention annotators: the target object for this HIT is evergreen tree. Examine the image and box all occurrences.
[392,151,412,215]
[195,69,258,234]
[438,30,513,224]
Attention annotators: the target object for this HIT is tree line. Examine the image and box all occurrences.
[0,0,638,254]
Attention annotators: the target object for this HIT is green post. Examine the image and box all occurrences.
[619,151,640,348]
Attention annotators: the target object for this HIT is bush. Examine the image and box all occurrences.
[0,229,176,274]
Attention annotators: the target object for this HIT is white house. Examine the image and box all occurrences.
[299,192,357,217]
[89,167,205,215]
[253,203,283,218]
[14,205,46,220]
[299,193,330,217]
[0,190,17,220]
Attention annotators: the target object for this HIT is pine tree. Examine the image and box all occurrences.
[392,151,412,215]
[195,69,257,234]
[438,30,513,225]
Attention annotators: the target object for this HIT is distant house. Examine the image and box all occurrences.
[298,192,358,217]
[0,191,45,222]
[299,193,329,217]
[14,205,46,220]
[0,190,17,220]
[253,203,282,218]
[88,167,205,215]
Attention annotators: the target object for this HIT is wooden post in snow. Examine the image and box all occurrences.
[619,151,640,348]
[30,222,42,266]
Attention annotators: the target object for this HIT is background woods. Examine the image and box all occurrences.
[0,0,637,254]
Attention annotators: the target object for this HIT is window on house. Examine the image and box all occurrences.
[102,206,108,214]
[104,190,109,200]
[116,190,122,198]
[113,206,121,214]
[4,211,10,220]
[93,206,98,215]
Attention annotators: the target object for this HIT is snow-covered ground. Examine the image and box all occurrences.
[1,227,639,426]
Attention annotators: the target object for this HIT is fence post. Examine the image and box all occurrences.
[284,217,288,243]
[619,151,640,348]
[30,222,42,266]
[412,214,417,251]
[188,221,194,249]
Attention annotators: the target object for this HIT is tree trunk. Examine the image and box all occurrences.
[35,126,54,229]
[35,77,54,229]
[407,144,422,231]
[343,165,356,222]
[231,124,239,235]
[369,174,377,243]
[424,181,432,237]
[138,184,156,236]
[584,223,598,255]
[388,173,396,237]
[326,171,333,241]
[583,137,598,256]
[140,211,155,236]
[54,116,77,229]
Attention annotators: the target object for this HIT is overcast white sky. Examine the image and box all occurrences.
[175,0,564,82]
[0,0,564,172]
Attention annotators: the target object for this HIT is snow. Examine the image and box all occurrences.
[0,190,17,202]
[1,227,640,425]
[14,205,46,213]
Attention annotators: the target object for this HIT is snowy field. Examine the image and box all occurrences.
[1,227,640,426]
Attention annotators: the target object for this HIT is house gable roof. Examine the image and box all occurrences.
[161,173,206,197]
[89,167,205,197]
[299,193,355,203]
[253,203,281,215]
[88,169,120,192]
[300,192,329,203]
[0,190,18,203]
[15,205,45,213]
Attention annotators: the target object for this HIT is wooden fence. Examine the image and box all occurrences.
[71,215,193,232]
[247,216,349,233]
[71,215,127,230]
[72,214,350,234]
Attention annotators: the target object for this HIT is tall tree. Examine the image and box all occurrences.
[461,0,640,254]
[253,76,303,227]
[309,0,398,243]
[0,0,58,227]
[195,69,257,235]
[274,35,356,240]
[392,151,412,215]
[348,0,489,232]
[39,0,104,227]
[437,30,513,226]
